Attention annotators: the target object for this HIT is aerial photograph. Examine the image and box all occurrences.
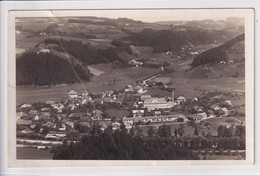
[15,10,246,160]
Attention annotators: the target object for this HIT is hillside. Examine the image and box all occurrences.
[192,34,244,67]
[125,28,230,53]
[16,52,92,86]
[186,34,244,79]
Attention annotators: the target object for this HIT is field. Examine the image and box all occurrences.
[16,65,158,105]
[17,56,245,105]
[17,147,53,160]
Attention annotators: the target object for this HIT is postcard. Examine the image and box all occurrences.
[7,9,254,167]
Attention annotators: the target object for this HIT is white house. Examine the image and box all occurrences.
[37,49,50,54]
[176,96,186,104]
[67,90,78,98]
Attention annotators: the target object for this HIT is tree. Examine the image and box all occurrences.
[201,130,206,137]
[174,129,178,137]
[207,131,212,138]
[194,126,199,136]
[147,127,155,137]
[90,124,102,137]
[217,125,227,137]
[130,128,135,136]
[158,124,171,137]
[177,125,184,137]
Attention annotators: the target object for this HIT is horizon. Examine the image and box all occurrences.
[26,9,247,23]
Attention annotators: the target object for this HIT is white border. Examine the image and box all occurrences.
[1,0,259,175]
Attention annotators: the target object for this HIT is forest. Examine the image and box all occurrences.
[192,33,244,67]
[125,29,229,53]
[16,52,91,86]
[45,38,131,66]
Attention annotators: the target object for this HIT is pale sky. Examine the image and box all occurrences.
[52,9,249,22]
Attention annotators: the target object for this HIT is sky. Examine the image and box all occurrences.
[51,9,248,22]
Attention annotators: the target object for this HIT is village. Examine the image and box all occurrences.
[16,71,245,152]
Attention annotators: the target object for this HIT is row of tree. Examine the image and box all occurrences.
[51,127,198,160]
[51,123,246,160]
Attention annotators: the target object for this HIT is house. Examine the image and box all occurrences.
[197,112,208,119]
[79,121,91,127]
[133,115,180,123]
[99,121,111,131]
[192,97,198,101]
[176,96,186,104]
[67,103,76,111]
[125,85,134,92]
[82,115,92,122]
[16,112,27,120]
[91,114,102,121]
[190,51,199,55]
[69,113,82,120]
[29,124,36,129]
[52,103,64,113]
[20,104,32,109]
[21,129,34,134]
[140,95,152,101]
[166,51,173,55]
[41,112,50,120]
[153,110,162,116]
[210,104,221,111]
[46,100,55,105]
[103,97,115,103]
[163,83,174,90]
[67,90,78,98]
[132,109,144,117]
[29,110,38,115]
[125,123,133,129]
[112,122,121,130]
[41,107,51,112]
[66,121,74,128]
[59,123,66,131]
[225,100,233,106]
[129,59,143,67]
[221,107,229,116]
[56,114,66,121]
[17,119,33,126]
[135,86,146,94]
[37,49,50,54]
[123,117,134,125]
[143,97,175,111]
[34,115,40,121]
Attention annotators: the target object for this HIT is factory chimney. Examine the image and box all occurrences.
[172,88,175,102]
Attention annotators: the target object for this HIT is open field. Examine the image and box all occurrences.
[16,31,47,53]
[17,147,53,160]
[16,66,158,105]
[16,58,245,105]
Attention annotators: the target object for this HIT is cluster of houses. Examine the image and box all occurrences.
[17,72,241,146]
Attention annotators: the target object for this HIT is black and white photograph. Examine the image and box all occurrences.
[7,8,254,165]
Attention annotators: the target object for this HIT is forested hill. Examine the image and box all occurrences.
[192,34,244,67]
[125,28,230,53]
[16,52,91,86]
